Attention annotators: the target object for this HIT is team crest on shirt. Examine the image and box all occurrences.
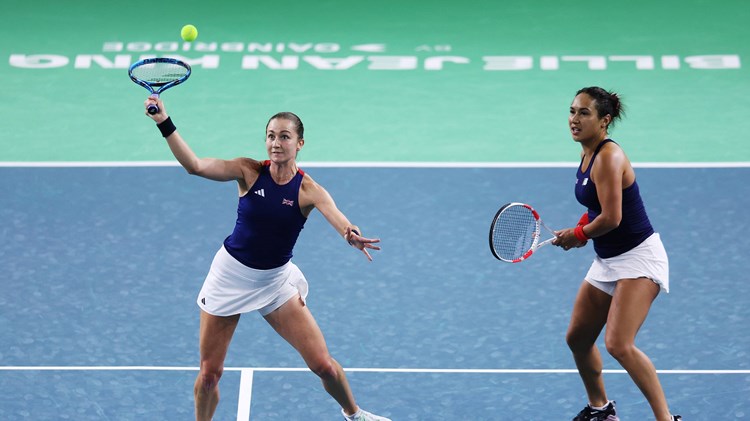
[281,198,294,206]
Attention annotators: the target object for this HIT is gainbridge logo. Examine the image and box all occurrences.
[8,41,742,71]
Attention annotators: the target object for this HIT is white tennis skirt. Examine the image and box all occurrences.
[585,233,670,296]
[197,245,309,317]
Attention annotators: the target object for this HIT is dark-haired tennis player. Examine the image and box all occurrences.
[143,96,390,421]
[552,87,681,421]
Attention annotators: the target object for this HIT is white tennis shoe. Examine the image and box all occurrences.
[341,408,392,421]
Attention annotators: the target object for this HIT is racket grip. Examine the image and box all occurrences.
[147,93,160,115]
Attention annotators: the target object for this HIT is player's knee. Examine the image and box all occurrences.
[566,329,590,353]
[604,337,634,362]
[308,356,338,380]
[565,331,578,350]
[197,363,224,392]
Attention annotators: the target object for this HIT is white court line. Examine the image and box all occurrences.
[4,366,747,421]
[0,366,748,374]
[1,161,750,168]
[237,369,254,421]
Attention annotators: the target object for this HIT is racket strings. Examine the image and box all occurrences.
[130,62,189,85]
[492,206,539,261]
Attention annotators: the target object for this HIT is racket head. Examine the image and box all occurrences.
[128,57,191,94]
[488,202,541,263]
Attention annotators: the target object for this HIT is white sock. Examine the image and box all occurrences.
[590,401,612,410]
[344,409,362,420]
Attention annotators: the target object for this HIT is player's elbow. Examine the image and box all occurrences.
[182,158,206,176]
[184,165,201,176]
[597,214,621,231]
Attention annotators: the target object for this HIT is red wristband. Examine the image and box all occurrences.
[574,225,589,242]
[577,212,589,226]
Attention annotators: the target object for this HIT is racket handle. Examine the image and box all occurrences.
[538,237,556,248]
[147,93,160,115]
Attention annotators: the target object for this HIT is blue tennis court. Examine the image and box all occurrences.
[2,165,748,420]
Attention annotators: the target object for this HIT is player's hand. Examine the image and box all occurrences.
[345,226,381,261]
[552,228,587,251]
[144,96,168,123]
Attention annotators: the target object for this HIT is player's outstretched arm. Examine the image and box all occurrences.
[303,176,381,261]
[143,96,251,182]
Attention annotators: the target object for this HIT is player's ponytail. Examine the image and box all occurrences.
[609,92,625,126]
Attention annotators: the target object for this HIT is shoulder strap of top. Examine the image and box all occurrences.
[579,139,615,174]
[593,138,614,155]
[590,138,615,163]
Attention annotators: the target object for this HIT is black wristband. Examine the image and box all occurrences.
[157,117,176,137]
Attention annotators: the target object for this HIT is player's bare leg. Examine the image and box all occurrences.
[566,281,612,407]
[606,278,672,421]
[264,295,359,415]
[194,311,240,421]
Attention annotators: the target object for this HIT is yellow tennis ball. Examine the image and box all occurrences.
[181,24,198,42]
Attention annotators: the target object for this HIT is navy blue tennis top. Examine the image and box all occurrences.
[575,139,654,258]
[223,160,307,269]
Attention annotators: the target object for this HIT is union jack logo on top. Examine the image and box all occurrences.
[282,198,294,206]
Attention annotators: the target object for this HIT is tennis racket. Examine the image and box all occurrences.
[488,202,558,263]
[128,57,191,114]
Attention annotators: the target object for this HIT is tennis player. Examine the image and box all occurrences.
[552,87,681,421]
[143,96,390,421]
